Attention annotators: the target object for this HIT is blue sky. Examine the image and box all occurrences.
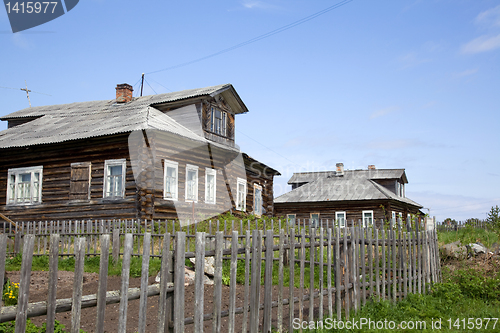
[1,0,499,222]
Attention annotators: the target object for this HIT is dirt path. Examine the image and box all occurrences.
[5,270,314,332]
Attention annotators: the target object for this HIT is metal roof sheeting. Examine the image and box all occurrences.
[276,169,422,208]
[0,84,243,149]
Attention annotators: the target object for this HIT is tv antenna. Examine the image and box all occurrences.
[0,80,51,107]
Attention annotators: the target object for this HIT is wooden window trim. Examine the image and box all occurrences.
[236,177,246,211]
[310,212,320,228]
[335,211,346,228]
[163,160,179,201]
[205,168,216,204]
[70,162,91,201]
[185,164,199,203]
[362,210,374,228]
[6,165,43,205]
[103,159,126,199]
[253,184,263,217]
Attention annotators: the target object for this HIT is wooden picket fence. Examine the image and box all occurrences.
[0,220,441,333]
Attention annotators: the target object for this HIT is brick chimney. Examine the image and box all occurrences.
[336,163,344,176]
[368,165,376,170]
[115,83,133,103]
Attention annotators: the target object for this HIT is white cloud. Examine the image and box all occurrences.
[398,52,431,68]
[11,33,34,50]
[461,33,500,54]
[454,68,478,77]
[475,5,500,27]
[241,1,277,10]
[370,106,398,119]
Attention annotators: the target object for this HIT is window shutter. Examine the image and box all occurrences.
[227,113,235,139]
[70,162,91,200]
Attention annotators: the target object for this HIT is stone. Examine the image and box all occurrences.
[468,243,488,255]
[441,241,467,259]
[190,256,215,277]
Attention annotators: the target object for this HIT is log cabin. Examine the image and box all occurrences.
[274,163,424,228]
[0,83,280,223]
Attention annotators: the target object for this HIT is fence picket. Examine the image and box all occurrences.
[263,229,274,332]
[118,234,133,332]
[174,232,186,333]
[288,228,296,332]
[228,231,238,333]
[15,235,35,333]
[71,237,86,333]
[157,233,172,333]
[46,234,60,333]
[193,232,205,333]
[277,229,285,333]
[138,233,152,333]
[242,230,251,333]
[96,234,110,333]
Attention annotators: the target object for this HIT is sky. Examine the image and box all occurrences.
[1,0,499,222]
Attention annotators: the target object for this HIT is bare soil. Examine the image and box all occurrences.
[5,270,315,333]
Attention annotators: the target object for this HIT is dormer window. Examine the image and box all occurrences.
[210,107,227,136]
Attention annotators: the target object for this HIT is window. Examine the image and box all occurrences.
[335,211,346,228]
[253,184,263,216]
[310,213,320,228]
[287,214,296,226]
[185,165,199,202]
[398,212,403,227]
[205,168,216,204]
[70,162,91,200]
[163,160,178,200]
[7,166,43,205]
[210,107,227,136]
[362,210,373,228]
[236,177,246,211]
[103,159,126,199]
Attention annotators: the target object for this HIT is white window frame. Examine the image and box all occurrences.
[185,164,199,202]
[205,168,216,204]
[398,212,403,227]
[335,211,346,228]
[236,177,246,211]
[253,184,263,217]
[7,166,43,205]
[310,212,320,228]
[163,160,179,201]
[210,107,228,137]
[287,214,296,227]
[362,210,374,228]
[103,159,126,199]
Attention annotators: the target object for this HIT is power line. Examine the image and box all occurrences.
[236,129,304,169]
[147,0,353,74]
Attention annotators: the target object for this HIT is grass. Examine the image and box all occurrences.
[298,267,500,333]
[5,253,162,278]
[437,225,499,248]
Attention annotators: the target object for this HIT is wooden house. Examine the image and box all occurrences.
[274,163,423,228]
[0,83,279,222]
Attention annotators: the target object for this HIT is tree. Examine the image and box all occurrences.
[486,205,500,228]
[443,217,457,226]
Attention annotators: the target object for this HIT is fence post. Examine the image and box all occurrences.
[15,234,35,332]
[213,232,223,333]
[0,234,8,316]
[263,229,274,332]
[46,234,60,333]
[193,232,205,333]
[138,233,151,333]
[173,232,185,333]
[112,229,120,263]
[71,237,86,333]
[95,234,110,333]
[118,234,133,332]
[157,232,172,333]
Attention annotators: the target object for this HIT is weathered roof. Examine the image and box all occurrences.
[288,169,407,184]
[0,84,244,149]
[276,169,421,208]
